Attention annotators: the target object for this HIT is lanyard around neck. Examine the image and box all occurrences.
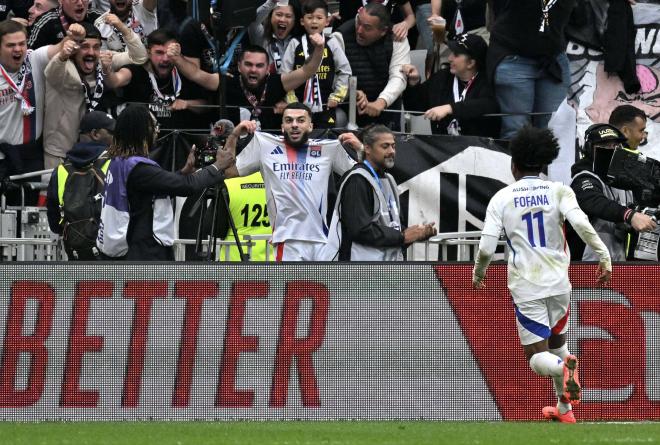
[363,160,395,222]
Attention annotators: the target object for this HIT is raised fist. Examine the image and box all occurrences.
[59,39,79,61]
[99,51,113,73]
[308,32,325,49]
[67,23,86,42]
[166,42,181,58]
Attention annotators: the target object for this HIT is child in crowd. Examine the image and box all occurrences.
[281,0,352,128]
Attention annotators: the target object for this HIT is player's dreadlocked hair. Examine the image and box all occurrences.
[108,105,156,159]
[509,126,560,172]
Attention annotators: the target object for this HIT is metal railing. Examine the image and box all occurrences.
[0,237,64,261]
[1,232,508,262]
[173,234,275,261]
[410,231,509,262]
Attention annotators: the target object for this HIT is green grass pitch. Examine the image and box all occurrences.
[2,421,659,445]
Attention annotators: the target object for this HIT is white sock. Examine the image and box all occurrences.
[549,344,570,361]
[550,344,572,413]
[529,351,564,377]
[557,400,572,414]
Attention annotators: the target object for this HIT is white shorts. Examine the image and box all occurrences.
[275,240,328,261]
[513,293,570,346]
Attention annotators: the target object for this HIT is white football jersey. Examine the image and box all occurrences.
[236,132,355,244]
[481,176,581,303]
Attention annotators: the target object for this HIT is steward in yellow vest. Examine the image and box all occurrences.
[45,111,115,260]
[216,172,272,261]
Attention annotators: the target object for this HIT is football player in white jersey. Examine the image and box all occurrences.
[223,102,362,261]
[472,126,612,423]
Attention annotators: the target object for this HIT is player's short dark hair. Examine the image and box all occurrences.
[361,124,393,147]
[146,28,177,48]
[302,0,329,15]
[0,19,27,42]
[608,105,646,129]
[363,3,391,30]
[283,102,312,118]
[239,44,269,61]
[509,126,559,172]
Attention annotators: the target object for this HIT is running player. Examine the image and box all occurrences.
[472,126,612,423]
[223,102,361,261]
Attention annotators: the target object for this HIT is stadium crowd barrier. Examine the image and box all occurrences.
[0,231,504,261]
[1,262,658,421]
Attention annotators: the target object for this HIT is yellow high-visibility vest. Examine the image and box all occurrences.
[218,172,272,261]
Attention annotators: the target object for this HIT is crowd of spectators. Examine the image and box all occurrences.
[2,0,586,179]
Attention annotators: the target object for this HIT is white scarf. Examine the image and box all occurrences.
[0,53,34,116]
[81,62,105,112]
[148,66,182,104]
[301,35,324,113]
[447,74,477,136]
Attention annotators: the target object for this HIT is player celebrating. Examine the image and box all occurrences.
[472,126,612,423]
[223,102,361,261]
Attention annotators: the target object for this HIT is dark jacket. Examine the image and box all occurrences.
[568,156,633,260]
[603,0,640,94]
[565,0,608,50]
[123,163,225,260]
[487,0,576,84]
[337,165,405,261]
[403,66,500,138]
[339,19,393,102]
[570,157,630,224]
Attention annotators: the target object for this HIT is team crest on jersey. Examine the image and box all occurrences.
[309,145,322,157]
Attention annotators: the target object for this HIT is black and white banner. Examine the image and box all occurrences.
[389,135,511,260]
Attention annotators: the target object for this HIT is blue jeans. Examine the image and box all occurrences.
[494,53,570,139]
[415,3,433,52]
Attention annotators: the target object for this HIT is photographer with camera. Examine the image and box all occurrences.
[96,105,235,261]
[570,123,657,261]
[176,119,272,262]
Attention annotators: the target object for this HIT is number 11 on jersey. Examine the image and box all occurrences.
[522,211,546,247]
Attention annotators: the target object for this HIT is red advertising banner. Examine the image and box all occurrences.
[0,263,658,421]
[435,264,660,421]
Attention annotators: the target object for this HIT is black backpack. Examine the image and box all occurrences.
[61,157,108,256]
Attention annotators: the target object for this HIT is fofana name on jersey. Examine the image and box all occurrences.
[513,194,550,208]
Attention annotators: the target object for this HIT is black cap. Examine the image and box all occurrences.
[79,111,116,134]
[585,123,627,145]
[447,33,488,69]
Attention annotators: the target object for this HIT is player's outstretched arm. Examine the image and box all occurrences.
[337,132,362,151]
[473,234,498,289]
[223,120,258,178]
